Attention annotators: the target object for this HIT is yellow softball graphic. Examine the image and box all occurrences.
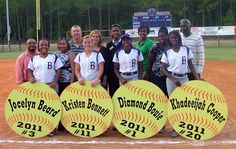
[112,80,168,139]
[60,81,113,138]
[168,80,228,140]
[5,82,61,138]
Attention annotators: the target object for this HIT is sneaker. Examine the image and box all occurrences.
[159,126,165,133]
[170,130,179,138]
[48,129,57,137]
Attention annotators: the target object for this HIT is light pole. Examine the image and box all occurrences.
[6,0,10,52]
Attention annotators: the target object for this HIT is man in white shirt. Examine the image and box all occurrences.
[180,19,205,80]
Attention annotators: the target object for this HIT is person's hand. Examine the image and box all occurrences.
[78,78,85,85]
[143,74,148,80]
[49,82,57,89]
[121,79,128,85]
[172,78,181,86]
[29,77,36,83]
[91,78,99,87]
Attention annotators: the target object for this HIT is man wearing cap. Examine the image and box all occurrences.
[16,38,38,84]
[180,19,205,80]
[113,34,144,84]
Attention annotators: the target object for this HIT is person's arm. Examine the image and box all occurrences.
[69,51,75,83]
[161,63,181,86]
[75,63,85,85]
[15,55,25,84]
[188,59,200,80]
[114,62,127,84]
[49,69,61,88]
[138,61,143,79]
[27,58,36,83]
[197,37,205,76]
[144,51,155,80]
[91,62,104,87]
[28,69,36,83]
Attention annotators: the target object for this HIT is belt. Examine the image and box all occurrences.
[169,71,187,77]
[121,71,137,76]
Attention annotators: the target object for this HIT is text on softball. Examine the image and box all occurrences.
[8,98,60,117]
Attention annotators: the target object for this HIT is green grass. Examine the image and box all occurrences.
[0,51,22,59]
[0,47,236,61]
[205,47,236,61]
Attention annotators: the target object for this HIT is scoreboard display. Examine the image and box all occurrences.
[133,15,172,28]
[133,9,172,28]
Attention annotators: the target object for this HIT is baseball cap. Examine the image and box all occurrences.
[121,34,132,40]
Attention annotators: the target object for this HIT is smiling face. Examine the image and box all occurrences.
[111,26,121,40]
[91,32,101,46]
[138,27,148,40]
[58,39,68,53]
[122,38,132,49]
[82,37,93,52]
[169,33,179,47]
[180,20,191,36]
[39,39,49,54]
[26,38,37,52]
[158,32,168,46]
[71,26,82,40]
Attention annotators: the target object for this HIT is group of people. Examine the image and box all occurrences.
[15,19,205,137]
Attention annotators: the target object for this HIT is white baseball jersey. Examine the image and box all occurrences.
[113,48,144,73]
[74,51,104,81]
[28,54,63,83]
[161,46,193,74]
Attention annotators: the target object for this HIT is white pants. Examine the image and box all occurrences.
[166,76,189,97]
[120,73,138,85]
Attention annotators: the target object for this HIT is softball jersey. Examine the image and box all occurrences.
[113,48,144,73]
[74,51,104,81]
[161,46,193,74]
[28,54,63,83]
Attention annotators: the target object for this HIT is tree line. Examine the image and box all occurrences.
[0,0,235,43]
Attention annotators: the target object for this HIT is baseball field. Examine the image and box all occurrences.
[0,47,236,148]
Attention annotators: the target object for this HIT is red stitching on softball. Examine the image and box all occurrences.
[181,84,225,103]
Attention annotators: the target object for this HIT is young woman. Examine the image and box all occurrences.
[28,38,63,92]
[135,24,153,76]
[28,38,63,136]
[56,37,75,95]
[113,34,143,84]
[161,30,199,137]
[145,27,169,97]
[74,35,104,87]
[90,30,109,89]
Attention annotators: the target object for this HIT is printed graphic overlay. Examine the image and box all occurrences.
[168,80,228,140]
[112,80,168,139]
[60,81,113,138]
[5,82,61,138]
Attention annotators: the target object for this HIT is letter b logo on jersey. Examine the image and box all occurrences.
[48,62,53,69]
[131,59,136,67]
[90,61,95,69]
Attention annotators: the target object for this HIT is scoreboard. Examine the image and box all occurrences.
[133,9,172,28]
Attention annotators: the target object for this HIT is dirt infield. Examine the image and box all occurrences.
[0,59,236,148]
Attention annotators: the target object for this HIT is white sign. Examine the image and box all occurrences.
[126,26,236,37]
